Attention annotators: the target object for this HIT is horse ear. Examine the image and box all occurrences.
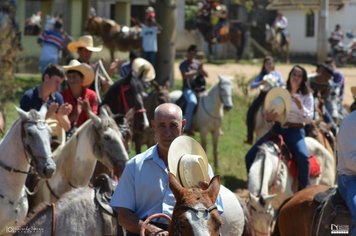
[169,172,185,201]
[39,103,48,119]
[249,193,259,206]
[89,110,102,127]
[99,105,109,117]
[263,194,277,205]
[207,175,221,203]
[16,106,29,120]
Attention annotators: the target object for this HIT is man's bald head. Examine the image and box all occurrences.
[154,103,183,121]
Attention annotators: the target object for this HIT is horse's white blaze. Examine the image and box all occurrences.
[248,137,336,234]
[185,203,211,236]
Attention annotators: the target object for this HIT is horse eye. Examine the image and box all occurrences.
[27,131,34,138]
[104,135,111,141]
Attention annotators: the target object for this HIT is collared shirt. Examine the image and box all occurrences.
[110,145,223,224]
[20,85,64,112]
[286,92,314,124]
[61,87,98,126]
[337,111,356,176]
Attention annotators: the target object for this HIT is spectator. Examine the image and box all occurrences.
[20,64,72,132]
[38,18,64,74]
[274,12,288,47]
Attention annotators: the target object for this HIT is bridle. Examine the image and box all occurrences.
[202,80,231,120]
[0,119,44,175]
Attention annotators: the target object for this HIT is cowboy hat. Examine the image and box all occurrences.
[316,63,334,77]
[168,136,210,188]
[67,35,102,53]
[264,87,291,124]
[63,59,95,87]
[131,58,155,82]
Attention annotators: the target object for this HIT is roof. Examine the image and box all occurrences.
[266,0,348,10]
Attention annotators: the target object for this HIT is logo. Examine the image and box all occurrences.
[331,224,349,234]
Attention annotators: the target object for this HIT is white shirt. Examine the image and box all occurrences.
[286,92,314,124]
[140,25,158,52]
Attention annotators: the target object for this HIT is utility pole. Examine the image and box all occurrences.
[317,0,329,63]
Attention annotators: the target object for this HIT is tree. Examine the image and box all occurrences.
[153,0,177,85]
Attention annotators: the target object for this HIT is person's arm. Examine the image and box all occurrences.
[55,103,72,131]
[118,208,166,235]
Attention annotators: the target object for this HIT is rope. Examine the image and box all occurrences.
[140,213,172,236]
[51,203,56,236]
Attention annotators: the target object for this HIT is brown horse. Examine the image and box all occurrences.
[140,173,222,236]
[277,185,352,236]
[85,16,141,61]
[195,16,244,60]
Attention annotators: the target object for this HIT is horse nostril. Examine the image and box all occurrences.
[223,106,233,111]
[43,161,56,178]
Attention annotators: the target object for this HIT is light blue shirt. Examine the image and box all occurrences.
[110,145,223,224]
[250,70,284,89]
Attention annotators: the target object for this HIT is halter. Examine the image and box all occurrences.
[202,80,231,120]
[0,119,44,175]
[175,203,218,219]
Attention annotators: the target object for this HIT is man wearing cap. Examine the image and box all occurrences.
[67,35,112,93]
[62,59,98,131]
[110,103,223,235]
[20,64,72,132]
[179,44,208,135]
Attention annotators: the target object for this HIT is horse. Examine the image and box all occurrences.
[85,15,141,61]
[247,136,336,235]
[277,185,352,236]
[195,17,244,60]
[170,75,234,169]
[0,106,56,234]
[131,80,170,154]
[265,24,290,62]
[29,106,129,209]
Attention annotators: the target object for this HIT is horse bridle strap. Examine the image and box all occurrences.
[0,160,31,174]
[175,204,218,219]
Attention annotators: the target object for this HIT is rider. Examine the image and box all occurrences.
[329,24,344,58]
[110,103,223,236]
[337,110,356,236]
[245,65,314,191]
[179,44,208,135]
[274,12,288,47]
[212,3,228,43]
[245,56,284,144]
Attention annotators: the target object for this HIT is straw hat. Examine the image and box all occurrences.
[131,58,156,82]
[67,35,102,53]
[264,87,292,124]
[168,136,210,188]
[63,59,95,87]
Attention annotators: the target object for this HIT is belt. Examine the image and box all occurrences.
[284,122,305,129]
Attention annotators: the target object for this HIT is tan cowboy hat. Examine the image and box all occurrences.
[168,136,210,188]
[63,59,95,87]
[351,86,356,97]
[67,35,102,53]
[131,58,156,82]
[264,87,292,124]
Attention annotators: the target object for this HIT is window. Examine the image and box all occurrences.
[305,9,315,37]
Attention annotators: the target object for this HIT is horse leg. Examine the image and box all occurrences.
[212,130,220,169]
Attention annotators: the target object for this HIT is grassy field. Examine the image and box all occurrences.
[1,73,252,192]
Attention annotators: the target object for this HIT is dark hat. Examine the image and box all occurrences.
[187,44,198,52]
[317,63,334,77]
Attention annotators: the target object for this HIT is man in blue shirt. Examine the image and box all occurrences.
[110,103,222,235]
[20,64,72,131]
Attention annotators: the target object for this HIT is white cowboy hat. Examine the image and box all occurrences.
[63,59,95,87]
[168,136,210,188]
[131,58,156,82]
[67,35,102,53]
[264,87,291,124]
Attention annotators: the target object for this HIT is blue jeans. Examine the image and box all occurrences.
[142,51,157,69]
[245,123,310,189]
[183,89,197,131]
[338,175,356,235]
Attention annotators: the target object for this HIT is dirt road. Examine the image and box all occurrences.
[175,62,356,105]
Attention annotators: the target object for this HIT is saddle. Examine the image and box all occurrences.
[311,187,351,235]
[92,173,118,236]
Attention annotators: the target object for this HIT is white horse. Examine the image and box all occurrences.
[31,106,129,207]
[170,75,234,168]
[247,137,336,235]
[0,106,56,234]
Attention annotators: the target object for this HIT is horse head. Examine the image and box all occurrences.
[169,173,222,236]
[218,75,234,111]
[16,106,56,179]
[248,193,276,236]
[90,106,129,177]
[85,16,103,36]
